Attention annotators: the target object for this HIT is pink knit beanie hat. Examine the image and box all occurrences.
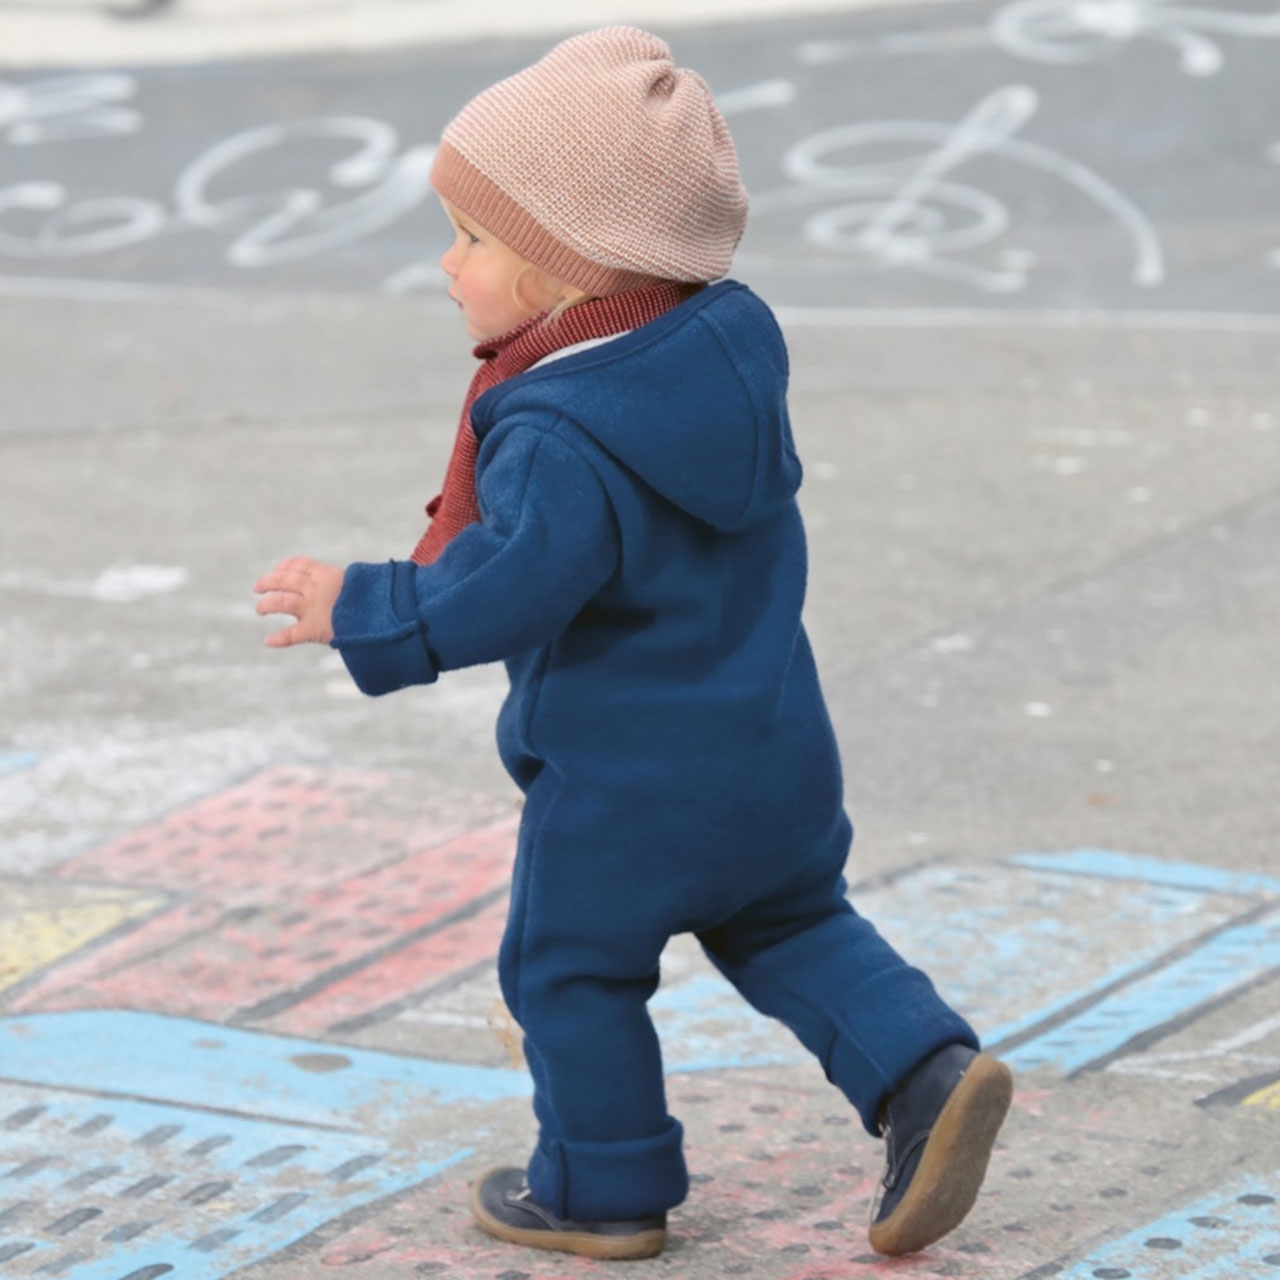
[430,26,749,296]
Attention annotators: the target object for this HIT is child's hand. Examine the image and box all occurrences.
[254,557,345,648]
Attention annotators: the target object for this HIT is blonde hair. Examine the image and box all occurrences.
[547,291,594,320]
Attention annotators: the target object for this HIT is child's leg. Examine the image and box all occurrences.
[697,838,1011,1255]
[495,776,687,1226]
[696,832,977,1135]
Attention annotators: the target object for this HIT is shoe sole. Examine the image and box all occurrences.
[867,1053,1014,1257]
[468,1180,666,1261]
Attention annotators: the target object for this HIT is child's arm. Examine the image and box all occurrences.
[294,418,620,697]
[254,557,345,647]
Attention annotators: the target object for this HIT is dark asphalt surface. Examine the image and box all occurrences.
[2,0,1279,313]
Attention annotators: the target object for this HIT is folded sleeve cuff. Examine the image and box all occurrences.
[330,560,439,696]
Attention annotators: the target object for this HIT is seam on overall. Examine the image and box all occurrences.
[514,416,619,756]
[693,309,764,528]
[512,770,565,1026]
[543,414,625,563]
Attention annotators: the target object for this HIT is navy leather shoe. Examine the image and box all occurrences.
[868,1044,1013,1257]
[469,1166,667,1260]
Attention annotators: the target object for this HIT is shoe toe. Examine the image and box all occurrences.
[468,1164,666,1261]
[472,1166,530,1223]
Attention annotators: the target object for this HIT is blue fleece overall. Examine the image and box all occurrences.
[333,282,978,1223]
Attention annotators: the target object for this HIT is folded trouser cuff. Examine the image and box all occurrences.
[527,1118,688,1222]
[825,968,979,1136]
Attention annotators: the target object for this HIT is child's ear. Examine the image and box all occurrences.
[513,264,585,314]
[511,264,552,313]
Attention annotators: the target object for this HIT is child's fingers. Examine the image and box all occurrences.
[254,570,303,596]
[253,557,319,595]
[254,591,301,618]
[253,558,336,648]
[264,624,304,648]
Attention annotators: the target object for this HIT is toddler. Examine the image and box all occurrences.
[254,26,1013,1262]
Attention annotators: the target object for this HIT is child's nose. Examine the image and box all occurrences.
[440,245,458,276]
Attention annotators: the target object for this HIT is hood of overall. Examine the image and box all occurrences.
[469,281,802,533]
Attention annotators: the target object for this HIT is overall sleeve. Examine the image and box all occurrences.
[331,418,619,697]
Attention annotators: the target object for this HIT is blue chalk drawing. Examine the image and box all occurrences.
[648,849,1280,1079]
[652,974,804,1073]
[0,1012,530,1280]
[1002,909,1280,1073]
[0,1010,531,1122]
[0,1082,468,1280]
[1057,1169,1280,1278]
[0,752,37,777]
[1012,848,1280,899]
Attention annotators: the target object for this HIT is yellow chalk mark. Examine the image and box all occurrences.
[0,877,166,993]
[1243,1079,1280,1111]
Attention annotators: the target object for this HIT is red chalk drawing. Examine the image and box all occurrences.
[11,897,237,1013]
[25,823,516,1022]
[8,765,517,1026]
[265,893,511,1037]
[57,765,416,899]
[64,816,516,1023]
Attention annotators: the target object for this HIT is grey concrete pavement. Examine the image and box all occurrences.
[0,0,937,67]
[2,5,1280,1279]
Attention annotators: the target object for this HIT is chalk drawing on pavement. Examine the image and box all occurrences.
[313,1071,991,1279]
[0,1012,514,1280]
[0,180,165,259]
[8,764,1280,1097]
[6,766,1280,1277]
[1109,1005,1280,1094]
[796,28,993,63]
[0,74,142,146]
[1195,1067,1280,1108]
[0,877,168,997]
[1051,1168,1280,1277]
[982,851,1280,1076]
[4,44,1277,313]
[3,766,519,1031]
[1241,1076,1280,1109]
[174,119,436,268]
[991,0,1280,77]
[796,1,1280,77]
[741,86,1164,293]
[0,100,436,268]
[0,564,188,601]
[716,78,799,115]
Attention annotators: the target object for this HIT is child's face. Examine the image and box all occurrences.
[439,199,547,341]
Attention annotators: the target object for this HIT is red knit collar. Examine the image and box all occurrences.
[409,281,697,567]
[473,280,697,372]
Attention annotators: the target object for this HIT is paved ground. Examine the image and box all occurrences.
[0,0,929,66]
[2,3,1280,1279]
